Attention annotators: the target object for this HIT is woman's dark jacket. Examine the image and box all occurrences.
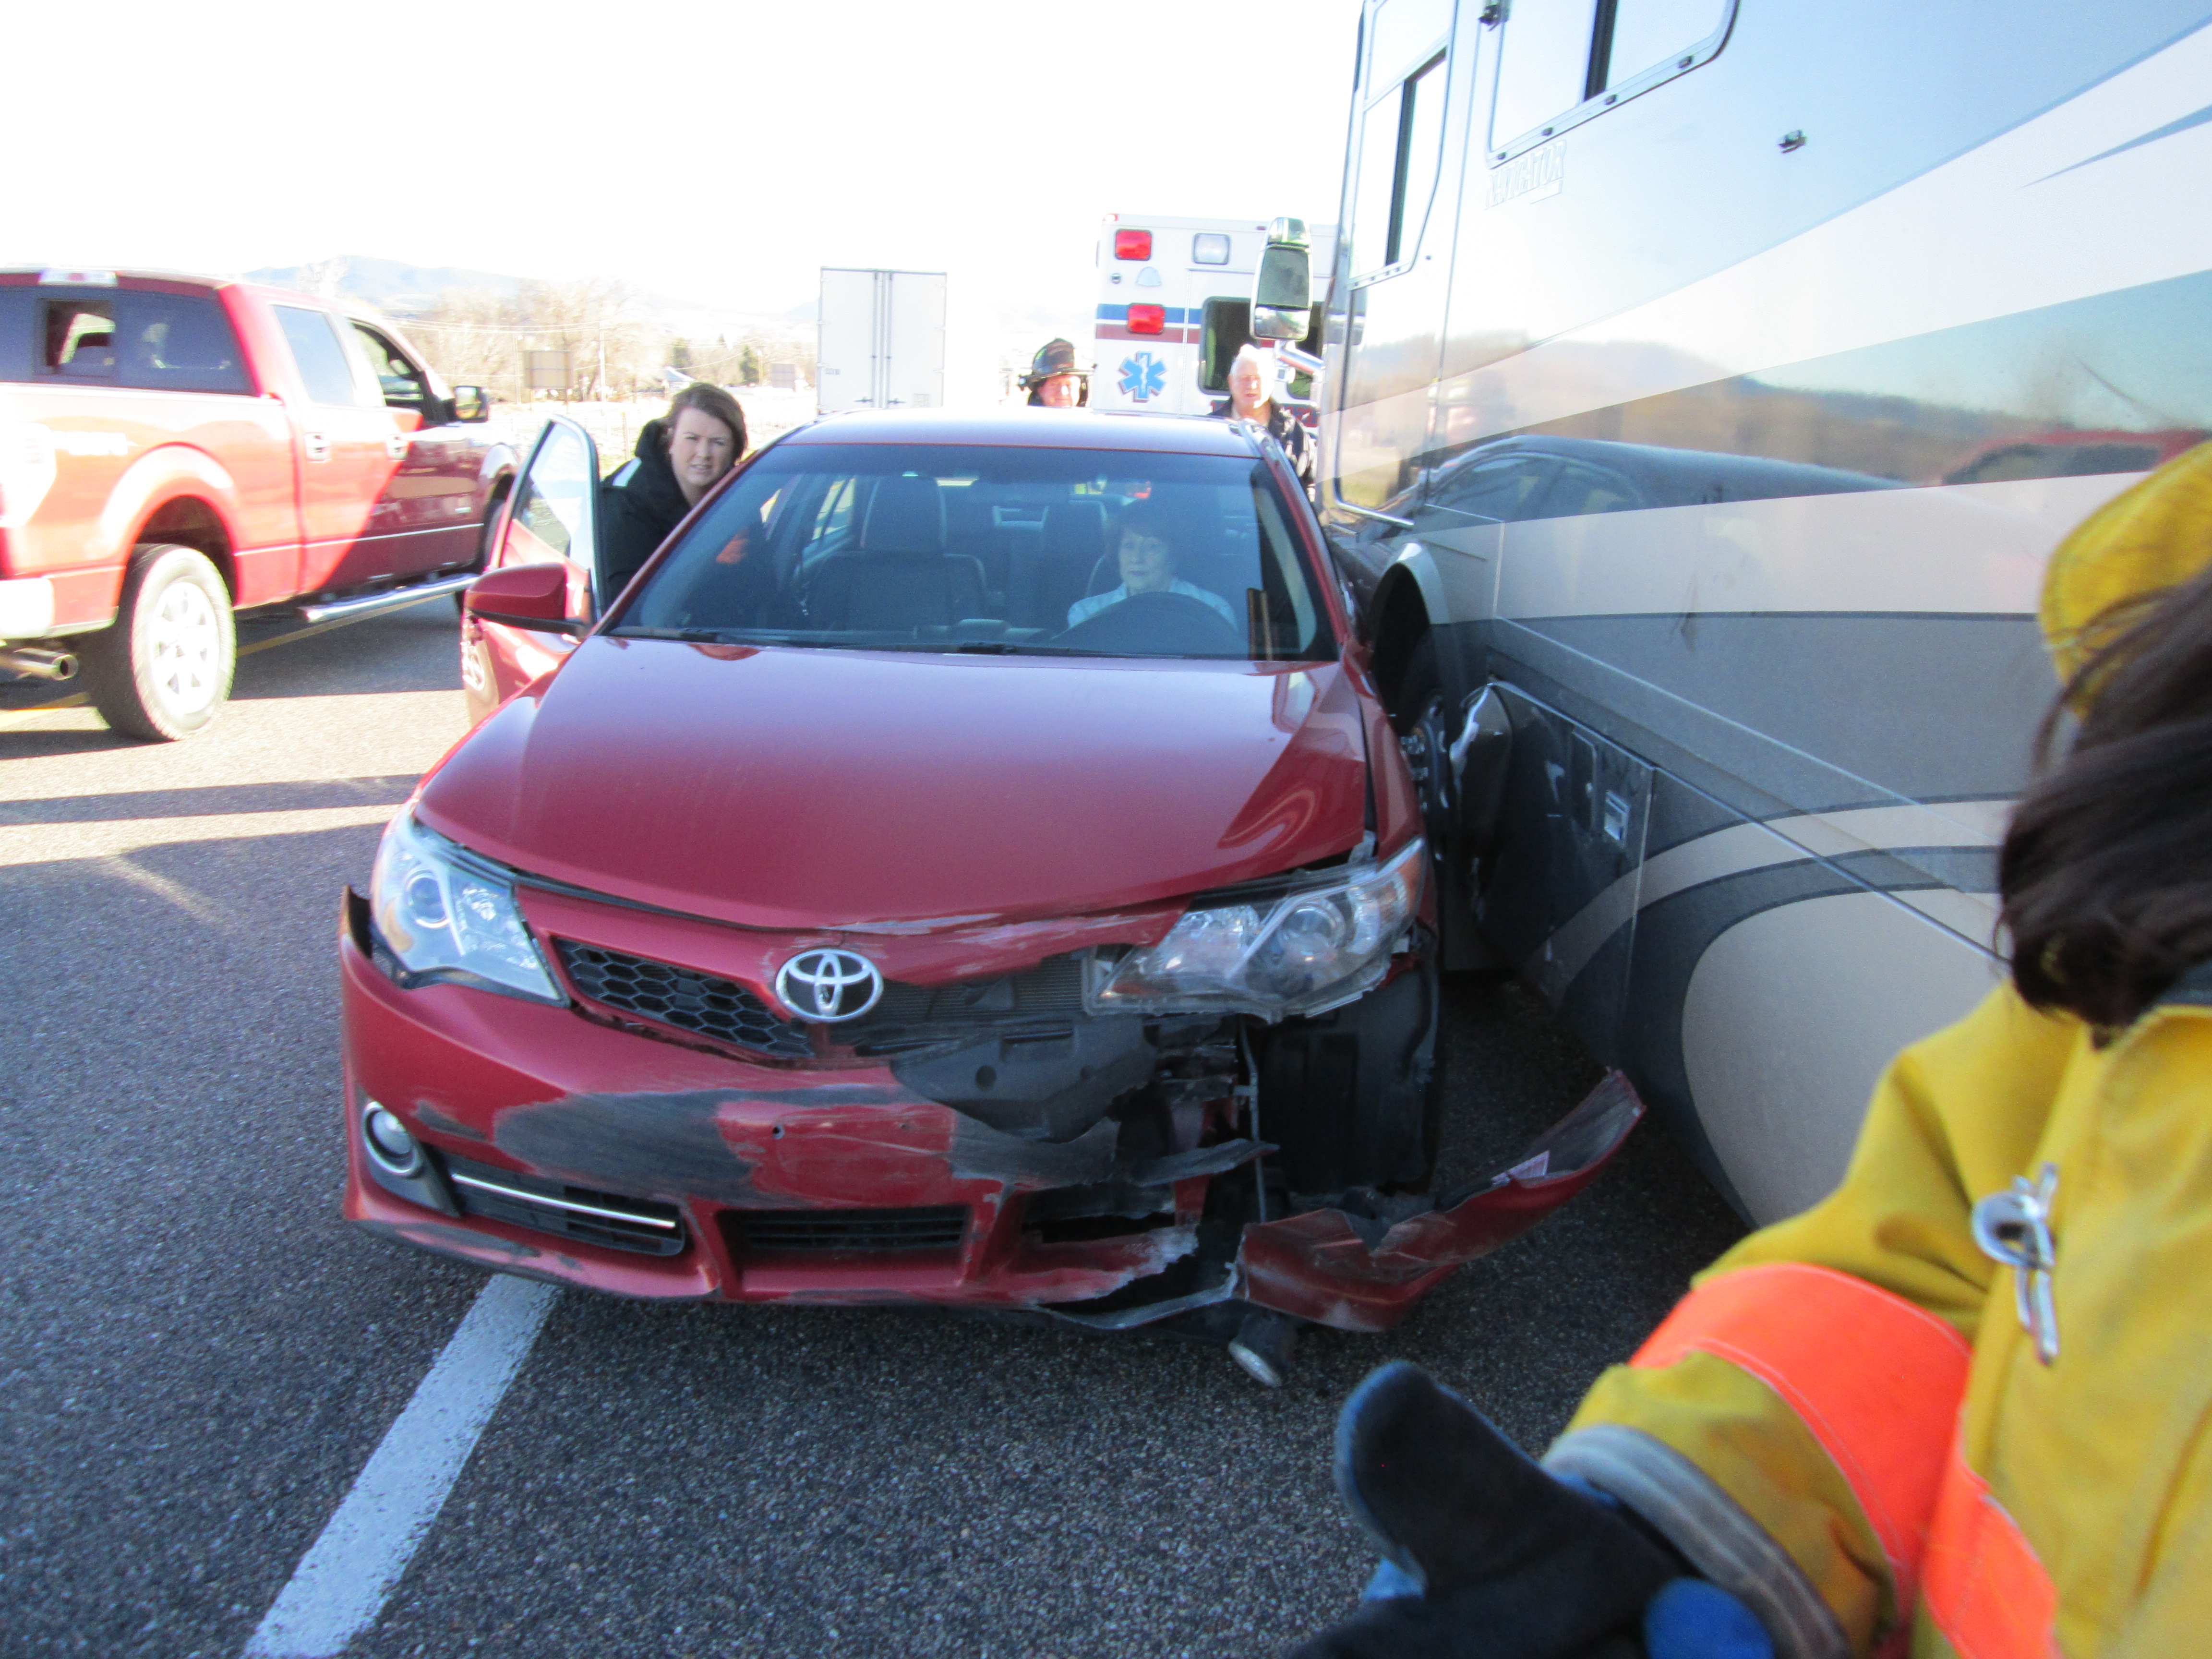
[600,419,690,594]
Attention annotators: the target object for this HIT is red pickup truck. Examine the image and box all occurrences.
[0,268,516,738]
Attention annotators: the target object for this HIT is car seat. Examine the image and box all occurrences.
[805,476,988,631]
[1012,498,1106,629]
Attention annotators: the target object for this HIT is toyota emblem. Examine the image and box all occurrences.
[774,948,885,1022]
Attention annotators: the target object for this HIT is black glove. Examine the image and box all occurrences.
[1286,1362,1682,1659]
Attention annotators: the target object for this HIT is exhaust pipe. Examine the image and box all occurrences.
[0,647,78,682]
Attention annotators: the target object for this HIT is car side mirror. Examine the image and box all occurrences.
[465,563,580,633]
[1250,216,1313,343]
[449,385,491,423]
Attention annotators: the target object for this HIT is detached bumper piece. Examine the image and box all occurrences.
[444,1152,687,1256]
[1235,1071,1647,1332]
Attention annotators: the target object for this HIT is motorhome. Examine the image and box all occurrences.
[1293,0,2212,1222]
[1092,215,1335,415]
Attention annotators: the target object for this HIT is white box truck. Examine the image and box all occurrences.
[1090,214,1335,416]
[816,267,947,415]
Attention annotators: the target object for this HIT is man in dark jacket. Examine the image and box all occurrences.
[601,383,747,593]
[1210,344,1314,490]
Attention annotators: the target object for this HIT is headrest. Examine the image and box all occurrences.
[861,475,945,554]
[1042,498,1106,557]
[2041,440,2212,698]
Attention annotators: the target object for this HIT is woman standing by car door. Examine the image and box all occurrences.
[601,383,747,593]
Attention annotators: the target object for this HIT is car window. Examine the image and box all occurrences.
[1541,462,1643,518]
[275,305,370,407]
[349,324,430,413]
[1429,456,1559,521]
[620,443,1335,662]
[117,293,250,394]
[505,422,596,567]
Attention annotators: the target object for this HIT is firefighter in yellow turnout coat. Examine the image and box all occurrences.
[1292,446,2212,1659]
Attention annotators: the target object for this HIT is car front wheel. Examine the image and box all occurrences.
[83,543,237,741]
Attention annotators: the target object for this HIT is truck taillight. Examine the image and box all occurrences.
[1127,304,1166,335]
[1114,230,1153,262]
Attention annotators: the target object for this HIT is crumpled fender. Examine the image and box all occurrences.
[1236,1070,1645,1331]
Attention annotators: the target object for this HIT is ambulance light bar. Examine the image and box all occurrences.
[1114,229,1154,261]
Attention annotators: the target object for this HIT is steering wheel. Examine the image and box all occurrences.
[1054,590,1246,655]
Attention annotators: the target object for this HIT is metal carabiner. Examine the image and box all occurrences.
[1971,1163,2060,1365]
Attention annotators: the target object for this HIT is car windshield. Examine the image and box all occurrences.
[614,443,1334,661]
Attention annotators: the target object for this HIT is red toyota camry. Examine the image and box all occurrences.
[339,409,1635,1378]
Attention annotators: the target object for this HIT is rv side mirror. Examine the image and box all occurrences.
[1251,218,1312,343]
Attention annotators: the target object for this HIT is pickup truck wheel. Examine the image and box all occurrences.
[84,544,236,741]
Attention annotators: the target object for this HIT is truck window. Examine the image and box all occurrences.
[275,305,369,407]
[43,302,116,378]
[116,294,249,395]
[349,324,430,415]
[1349,51,1449,278]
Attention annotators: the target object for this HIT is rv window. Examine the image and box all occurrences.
[1492,0,1599,144]
[1491,0,1732,153]
[1604,0,1729,87]
[1350,52,1449,278]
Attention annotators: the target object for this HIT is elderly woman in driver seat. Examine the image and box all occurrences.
[1066,503,1238,630]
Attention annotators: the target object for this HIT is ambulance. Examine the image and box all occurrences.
[1091,214,1335,416]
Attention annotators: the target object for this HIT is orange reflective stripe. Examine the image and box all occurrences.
[1631,1263,1972,1604]
[1923,1440,2058,1659]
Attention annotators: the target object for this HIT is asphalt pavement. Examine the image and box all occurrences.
[0,606,1743,1659]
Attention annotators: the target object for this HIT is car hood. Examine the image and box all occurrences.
[418,638,1378,930]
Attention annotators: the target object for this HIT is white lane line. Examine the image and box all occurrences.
[243,1274,559,1659]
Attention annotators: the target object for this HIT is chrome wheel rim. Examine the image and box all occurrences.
[146,577,224,717]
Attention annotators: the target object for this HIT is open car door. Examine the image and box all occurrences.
[461,416,602,723]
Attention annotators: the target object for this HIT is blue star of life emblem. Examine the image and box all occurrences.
[1119,352,1167,401]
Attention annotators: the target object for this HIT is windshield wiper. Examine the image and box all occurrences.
[608,625,730,643]
[945,641,1118,656]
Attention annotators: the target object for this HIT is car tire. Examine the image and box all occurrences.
[82,543,237,742]
[455,480,511,613]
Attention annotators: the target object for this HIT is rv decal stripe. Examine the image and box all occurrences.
[1527,803,2010,999]
[2037,97,2212,182]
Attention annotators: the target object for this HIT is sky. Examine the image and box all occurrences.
[5,0,1363,368]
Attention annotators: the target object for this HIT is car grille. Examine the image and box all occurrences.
[555,941,815,1058]
[554,939,1088,1058]
[444,1153,687,1256]
[844,953,1086,1049]
[723,1205,969,1254]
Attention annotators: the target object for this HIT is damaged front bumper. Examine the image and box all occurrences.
[338,885,1640,1331]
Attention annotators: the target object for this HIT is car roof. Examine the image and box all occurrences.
[785,409,1260,456]
[1447,433,1897,493]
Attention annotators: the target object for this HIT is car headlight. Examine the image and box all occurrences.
[1087,839,1425,1019]
[369,812,563,1004]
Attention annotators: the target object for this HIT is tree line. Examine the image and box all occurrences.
[397,279,811,403]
